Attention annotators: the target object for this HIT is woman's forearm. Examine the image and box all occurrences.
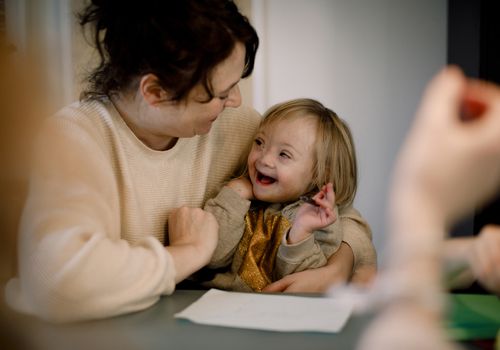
[263,242,354,292]
[324,242,354,282]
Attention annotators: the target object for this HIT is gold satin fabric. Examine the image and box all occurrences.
[237,207,291,291]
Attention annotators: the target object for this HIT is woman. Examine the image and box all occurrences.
[5,0,374,322]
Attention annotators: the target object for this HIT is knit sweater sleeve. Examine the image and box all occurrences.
[275,206,342,278]
[204,186,251,268]
[340,206,377,272]
[5,117,176,323]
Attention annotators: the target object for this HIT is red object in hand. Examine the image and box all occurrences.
[461,98,487,121]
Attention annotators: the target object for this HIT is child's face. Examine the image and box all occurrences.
[248,116,316,203]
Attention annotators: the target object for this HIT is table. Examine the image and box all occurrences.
[2,290,373,350]
[1,290,497,350]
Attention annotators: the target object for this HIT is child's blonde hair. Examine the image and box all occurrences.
[259,98,358,208]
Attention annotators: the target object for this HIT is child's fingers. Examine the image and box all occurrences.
[325,183,335,203]
[327,207,337,223]
[313,183,335,209]
[322,207,336,224]
[312,204,336,225]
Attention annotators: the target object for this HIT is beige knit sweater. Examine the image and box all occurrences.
[203,186,343,292]
[202,186,376,292]
[5,98,261,322]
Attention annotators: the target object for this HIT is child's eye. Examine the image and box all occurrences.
[279,152,291,159]
[254,138,263,146]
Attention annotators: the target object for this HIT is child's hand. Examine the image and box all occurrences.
[288,183,337,244]
[226,177,254,200]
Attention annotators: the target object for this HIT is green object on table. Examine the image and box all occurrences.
[497,329,500,350]
[446,293,500,341]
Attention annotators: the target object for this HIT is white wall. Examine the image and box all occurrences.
[251,0,447,261]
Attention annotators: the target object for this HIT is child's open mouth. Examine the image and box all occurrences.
[257,171,276,185]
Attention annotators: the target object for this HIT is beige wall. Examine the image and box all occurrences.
[234,0,253,107]
[71,0,97,101]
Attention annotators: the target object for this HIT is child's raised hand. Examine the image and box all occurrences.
[287,183,337,244]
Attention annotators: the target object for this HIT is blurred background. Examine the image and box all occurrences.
[0,0,447,285]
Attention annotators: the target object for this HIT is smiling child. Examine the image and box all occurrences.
[201,98,374,292]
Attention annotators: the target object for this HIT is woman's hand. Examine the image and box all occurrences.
[262,268,333,293]
[288,183,336,244]
[358,304,457,350]
[364,67,500,350]
[166,206,219,283]
[389,67,500,232]
[469,225,500,294]
[263,242,353,292]
[226,177,254,200]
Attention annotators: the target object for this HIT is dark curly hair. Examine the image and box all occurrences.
[78,0,259,101]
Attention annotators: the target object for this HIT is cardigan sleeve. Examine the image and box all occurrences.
[5,118,176,323]
[204,186,251,268]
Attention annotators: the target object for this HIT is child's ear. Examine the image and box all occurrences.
[139,74,170,106]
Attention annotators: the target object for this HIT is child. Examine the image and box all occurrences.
[202,98,364,292]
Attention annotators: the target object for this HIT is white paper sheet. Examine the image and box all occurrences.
[174,289,353,333]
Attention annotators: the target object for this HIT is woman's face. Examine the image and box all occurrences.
[146,42,246,142]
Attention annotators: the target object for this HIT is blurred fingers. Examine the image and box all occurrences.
[417,65,467,127]
[461,79,500,145]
